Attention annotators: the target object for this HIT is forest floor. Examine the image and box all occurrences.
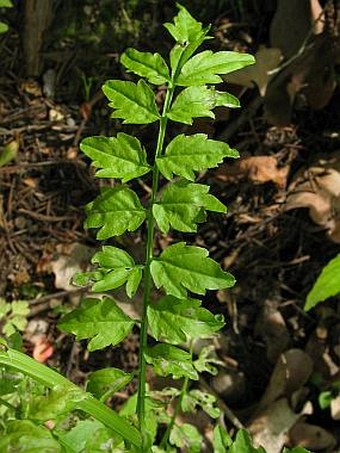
[1,2,340,452]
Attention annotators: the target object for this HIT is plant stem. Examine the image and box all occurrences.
[160,375,190,448]
[136,86,174,445]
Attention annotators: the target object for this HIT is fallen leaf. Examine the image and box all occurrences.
[289,421,336,450]
[270,0,312,58]
[225,46,282,96]
[0,139,19,167]
[254,300,290,363]
[215,156,289,188]
[51,243,94,291]
[20,80,42,97]
[310,0,325,35]
[330,395,340,420]
[248,398,301,453]
[265,0,335,125]
[284,166,340,243]
[270,0,324,58]
[258,349,313,411]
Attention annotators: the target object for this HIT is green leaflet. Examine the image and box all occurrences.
[181,389,220,418]
[156,134,239,181]
[213,425,233,452]
[147,296,224,344]
[165,4,210,76]
[170,423,202,452]
[85,186,146,240]
[305,253,340,311]
[103,79,160,124]
[153,180,226,233]
[80,133,150,182]
[144,344,198,380]
[87,368,133,400]
[150,242,235,298]
[58,419,123,453]
[167,85,240,124]
[193,345,222,375]
[59,297,135,351]
[90,246,142,297]
[229,429,266,453]
[0,420,62,452]
[29,385,87,422]
[164,4,204,44]
[176,50,255,86]
[121,48,170,85]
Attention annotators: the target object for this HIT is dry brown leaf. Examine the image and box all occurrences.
[51,243,94,291]
[265,33,335,125]
[270,0,313,58]
[215,156,289,188]
[225,46,282,96]
[310,0,325,35]
[284,166,340,243]
[266,0,335,125]
[248,398,301,453]
[254,300,290,363]
[289,421,336,450]
[258,349,313,411]
[330,395,340,420]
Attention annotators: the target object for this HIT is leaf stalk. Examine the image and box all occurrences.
[136,86,175,446]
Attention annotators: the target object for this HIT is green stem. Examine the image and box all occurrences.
[160,375,190,448]
[0,348,142,449]
[136,86,175,446]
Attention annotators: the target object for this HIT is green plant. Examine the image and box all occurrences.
[0,4,259,451]
[0,298,29,338]
[304,253,340,311]
[0,0,12,34]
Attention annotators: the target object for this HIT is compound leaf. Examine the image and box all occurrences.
[150,242,235,298]
[121,48,170,85]
[167,86,240,125]
[144,344,198,380]
[85,186,146,240]
[176,50,255,86]
[153,180,226,233]
[148,296,224,344]
[89,246,142,297]
[305,253,340,311]
[59,297,135,351]
[157,134,239,181]
[87,368,133,400]
[80,133,150,182]
[103,79,160,124]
